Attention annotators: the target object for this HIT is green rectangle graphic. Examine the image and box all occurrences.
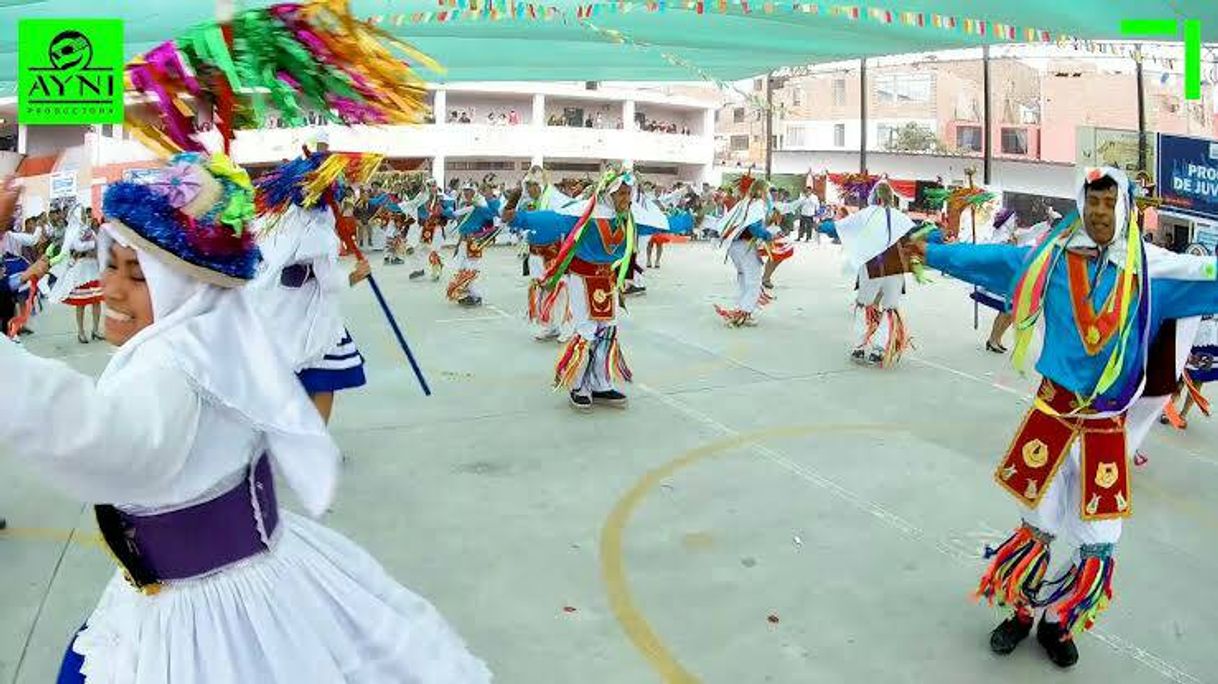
[18,19,124,125]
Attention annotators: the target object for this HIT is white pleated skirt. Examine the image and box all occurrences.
[67,512,492,683]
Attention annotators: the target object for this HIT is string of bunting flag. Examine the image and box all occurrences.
[368,0,1064,44]
[1055,39,1218,74]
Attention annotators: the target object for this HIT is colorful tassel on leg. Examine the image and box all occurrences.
[527,280,541,323]
[539,280,567,325]
[553,336,589,389]
[1052,544,1116,635]
[604,327,633,384]
[714,304,752,327]
[882,309,913,367]
[1183,372,1212,417]
[446,269,477,301]
[859,304,882,348]
[974,523,1053,610]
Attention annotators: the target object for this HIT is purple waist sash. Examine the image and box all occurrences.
[94,455,279,591]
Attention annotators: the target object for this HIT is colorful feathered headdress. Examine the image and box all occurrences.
[254,151,384,218]
[103,153,260,287]
[829,172,880,204]
[125,0,440,156]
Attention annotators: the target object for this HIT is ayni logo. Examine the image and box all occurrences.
[1120,19,1202,101]
[18,19,124,125]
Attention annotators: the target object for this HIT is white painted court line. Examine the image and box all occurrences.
[908,355,1025,398]
[635,382,1203,684]
[486,304,516,320]
[434,314,506,324]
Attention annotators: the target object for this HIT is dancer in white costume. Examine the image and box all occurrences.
[835,180,916,366]
[404,178,454,282]
[250,152,375,424]
[47,207,105,343]
[515,166,574,340]
[446,182,501,306]
[710,175,782,327]
[908,167,1218,669]
[0,156,490,684]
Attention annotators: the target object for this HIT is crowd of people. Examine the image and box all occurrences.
[1,6,1215,679]
[6,135,1218,681]
[638,115,694,135]
[448,109,523,125]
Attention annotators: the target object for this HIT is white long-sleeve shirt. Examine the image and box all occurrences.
[1,225,42,257]
[0,335,226,507]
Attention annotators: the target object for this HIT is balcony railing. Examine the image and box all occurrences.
[215,123,713,165]
[87,122,713,168]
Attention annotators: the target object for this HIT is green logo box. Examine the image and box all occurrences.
[18,18,124,125]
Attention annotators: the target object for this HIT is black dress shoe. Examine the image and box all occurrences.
[986,341,1008,354]
[569,391,593,410]
[989,614,1033,655]
[0,516,6,530]
[409,270,426,280]
[1036,619,1079,668]
[591,389,628,407]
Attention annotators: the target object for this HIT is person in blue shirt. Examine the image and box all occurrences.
[711,175,780,327]
[504,168,667,410]
[515,167,574,340]
[402,178,454,282]
[446,182,499,307]
[903,167,1218,669]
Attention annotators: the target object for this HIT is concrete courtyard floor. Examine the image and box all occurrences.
[2,241,1216,684]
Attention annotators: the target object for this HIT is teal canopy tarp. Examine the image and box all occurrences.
[0,0,1212,92]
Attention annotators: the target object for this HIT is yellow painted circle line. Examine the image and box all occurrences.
[599,423,905,683]
[0,527,104,549]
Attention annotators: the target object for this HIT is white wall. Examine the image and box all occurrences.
[230,122,713,167]
[782,118,938,152]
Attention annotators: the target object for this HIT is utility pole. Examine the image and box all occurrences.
[764,72,774,180]
[860,58,868,175]
[1135,47,1148,172]
[982,45,992,184]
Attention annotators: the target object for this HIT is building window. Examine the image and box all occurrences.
[834,123,846,147]
[733,108,745,123]
[833,78,846,106]
[753,78,764,92]
[730,134,750,151]
[791,87,802,107]
[876,123,896,149]
[956,125,983,153]
[1001,128,1029,155]
[785,124,806,149]
[772,135,781,150]
[875,73,933,104]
